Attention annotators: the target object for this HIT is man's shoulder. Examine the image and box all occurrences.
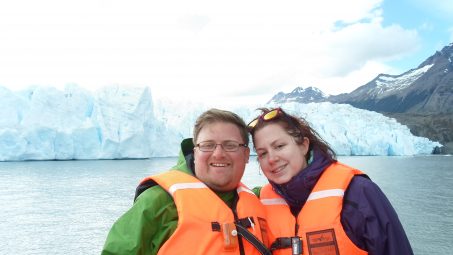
[252,186,262,197]
[134,168,193,201]
[134,179,173,204]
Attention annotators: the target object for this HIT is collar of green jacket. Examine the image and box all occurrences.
[173,138,196,175]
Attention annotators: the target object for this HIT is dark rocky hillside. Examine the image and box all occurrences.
[383,113,453,154]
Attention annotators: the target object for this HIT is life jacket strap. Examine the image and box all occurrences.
[271,237,292,250]
[236,217,255,228]
[235,223,272,255]
[211,217,255,231]
[211,219,271,255]
[211,222,221,232]
[270,237,302,254]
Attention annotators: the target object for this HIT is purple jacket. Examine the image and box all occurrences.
[270,149,414,255]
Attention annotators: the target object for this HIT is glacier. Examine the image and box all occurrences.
[0,84,442,161]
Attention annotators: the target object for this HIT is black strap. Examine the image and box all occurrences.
[270,237,293,250]
[236,217,255,228]
[234,223,272,255]
[211,222,221,232]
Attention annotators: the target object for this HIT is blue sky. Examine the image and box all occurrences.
[0,0,452,105]
[382,0,452,71]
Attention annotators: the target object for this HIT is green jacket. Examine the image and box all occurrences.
[101,139,237,255]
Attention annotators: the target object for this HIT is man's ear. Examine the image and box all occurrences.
[245,147,250,163]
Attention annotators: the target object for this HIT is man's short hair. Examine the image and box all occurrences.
[193,108,249,145]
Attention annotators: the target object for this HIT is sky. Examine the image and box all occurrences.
[0,0,452,105]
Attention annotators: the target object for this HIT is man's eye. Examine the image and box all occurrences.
[202,143,215,149]
[224,143,237,149]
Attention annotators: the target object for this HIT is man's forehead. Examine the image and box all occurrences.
[197,122,241,139]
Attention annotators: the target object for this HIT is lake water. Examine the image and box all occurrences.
[0,156,452,255]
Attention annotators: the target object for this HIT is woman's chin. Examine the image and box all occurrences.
[269,175,290,185]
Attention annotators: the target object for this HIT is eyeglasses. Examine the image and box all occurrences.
[247,108,283,131]
[196,141,248,152]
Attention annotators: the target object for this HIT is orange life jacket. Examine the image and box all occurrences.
[260,162,368,255]
[145,170,271,255]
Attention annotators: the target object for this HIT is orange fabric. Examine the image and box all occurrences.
[148,170,270,255]
[260,162,368,255]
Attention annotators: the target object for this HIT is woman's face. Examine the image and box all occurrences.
[253,123,309,184]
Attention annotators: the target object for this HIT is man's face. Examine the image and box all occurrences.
[193,122,250,192]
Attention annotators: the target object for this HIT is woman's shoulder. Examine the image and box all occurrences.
[344,175,391,211]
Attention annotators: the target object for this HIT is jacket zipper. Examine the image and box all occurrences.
[295,217,299,235]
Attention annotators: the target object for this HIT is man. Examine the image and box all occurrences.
[102,108,271,255]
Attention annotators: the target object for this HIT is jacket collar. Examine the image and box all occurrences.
[270,148,334,215]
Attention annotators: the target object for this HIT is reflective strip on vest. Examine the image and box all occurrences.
[237,185,255,195]
[261,198,288,205]
[261,189,344,205]
[168,183,255,197]
[306,188,344,201]
[168,182,207,196]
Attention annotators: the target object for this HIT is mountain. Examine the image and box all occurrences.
[267,86,327,104]
[330,43,453,113]
[268,42,453,154]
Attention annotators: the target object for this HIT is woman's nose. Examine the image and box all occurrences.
[267,151,279,164]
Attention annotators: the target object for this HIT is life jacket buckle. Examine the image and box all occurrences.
[222,222,238,251]
[271,236,303,254]
[291,236,302,255]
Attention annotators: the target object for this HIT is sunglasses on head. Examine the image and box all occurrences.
[247,108,285,131]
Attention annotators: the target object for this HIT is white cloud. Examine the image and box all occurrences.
[0,0,421,104]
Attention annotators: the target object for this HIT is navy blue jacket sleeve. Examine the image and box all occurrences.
[341,176,414,255]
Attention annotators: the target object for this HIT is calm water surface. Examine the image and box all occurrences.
[0,156,452,255]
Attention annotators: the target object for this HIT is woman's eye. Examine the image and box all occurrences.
[275,144,285,149]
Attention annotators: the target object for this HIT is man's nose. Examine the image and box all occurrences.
[212,144,226,156]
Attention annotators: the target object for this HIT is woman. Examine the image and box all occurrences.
[248,107,413,255]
